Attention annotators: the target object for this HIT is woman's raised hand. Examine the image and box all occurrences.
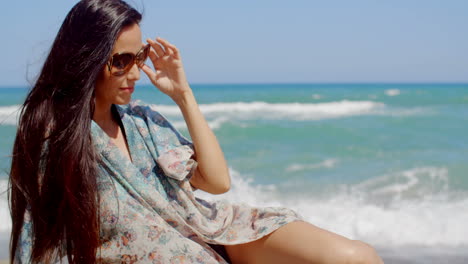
[141,37,191,103]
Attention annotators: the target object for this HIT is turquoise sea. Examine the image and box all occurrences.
[1,83,467,262]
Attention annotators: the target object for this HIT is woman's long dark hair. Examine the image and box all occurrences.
[9,0,142,262]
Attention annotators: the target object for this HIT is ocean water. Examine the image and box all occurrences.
[0,83,467,261]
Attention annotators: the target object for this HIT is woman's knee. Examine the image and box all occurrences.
[337,240,383,264]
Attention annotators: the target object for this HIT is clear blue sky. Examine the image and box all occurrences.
[1,0,467,86]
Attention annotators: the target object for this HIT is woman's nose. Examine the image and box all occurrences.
[127,63,141,81]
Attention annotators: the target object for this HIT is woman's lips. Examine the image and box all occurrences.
[120,87,134,93]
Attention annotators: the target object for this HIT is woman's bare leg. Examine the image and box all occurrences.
[224,220,384,264]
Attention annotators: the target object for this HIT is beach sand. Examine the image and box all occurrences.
[0,240,467,263]
[1,251,468,264]
[1,255,467,264]
[377,247,468,264]
[1,254,467,263]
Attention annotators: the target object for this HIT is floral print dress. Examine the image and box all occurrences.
[14,101,303,263]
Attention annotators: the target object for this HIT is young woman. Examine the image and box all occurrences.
[9,0,384,263]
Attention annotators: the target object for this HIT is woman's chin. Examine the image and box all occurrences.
[115,96,132,105]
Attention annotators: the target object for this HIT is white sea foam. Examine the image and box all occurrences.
[195,168,281,207]
[0,105,21,126]
[151,100,432,124]
[198,100,384,121]
[1,167,468,248]
[0,101,428,128]
[196,167,468,248]
[352,167,450,204]
[385,89,401,96]
[285,159,338,172]
[171,117,231,130]
[151,100,385,120]
[286,193,468,248]
[153,101,393,131]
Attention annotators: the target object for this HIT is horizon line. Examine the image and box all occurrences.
[1,81,467,89]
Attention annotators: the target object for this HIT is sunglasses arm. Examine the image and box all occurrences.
[106,58,113,72]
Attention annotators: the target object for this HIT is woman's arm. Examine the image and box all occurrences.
[141,37,230,194]
[174,89,231,194]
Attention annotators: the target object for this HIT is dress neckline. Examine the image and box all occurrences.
[92,104,134,165]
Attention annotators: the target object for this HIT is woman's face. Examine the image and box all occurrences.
[95,23,144,107]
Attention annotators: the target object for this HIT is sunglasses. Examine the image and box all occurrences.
[106,44,150,76]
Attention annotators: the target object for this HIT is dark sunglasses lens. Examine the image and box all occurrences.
[112,53,134,70]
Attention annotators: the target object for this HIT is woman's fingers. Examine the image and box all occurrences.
[166,43,180,59]
[140,48,158,78]
[156,37,175,56]
[147,38,165,57]
[146,37,181,60]
[148,49,159,67]
[140,63,156,80]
